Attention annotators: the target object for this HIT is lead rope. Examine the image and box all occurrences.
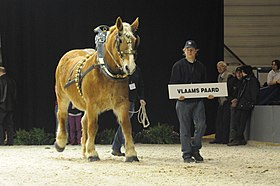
[130,104,150,128]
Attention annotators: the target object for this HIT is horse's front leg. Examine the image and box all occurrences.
[55,109,68,152]
[85,106,99,162]
[81,112,88,158]
[117,108,139,162]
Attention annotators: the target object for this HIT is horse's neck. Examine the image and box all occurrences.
[103,45,120,73]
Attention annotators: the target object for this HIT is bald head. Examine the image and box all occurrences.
[217,61,227,74]
[0,66,6,75]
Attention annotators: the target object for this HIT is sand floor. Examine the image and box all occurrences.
[0,140,280,186]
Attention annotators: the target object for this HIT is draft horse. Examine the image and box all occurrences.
[55,17,139,162]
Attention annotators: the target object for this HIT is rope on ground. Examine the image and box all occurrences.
[130,104,150,128]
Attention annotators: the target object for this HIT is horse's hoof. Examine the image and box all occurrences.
[125,156,139,162]
[88,156,100,162]
[54,142,65,152]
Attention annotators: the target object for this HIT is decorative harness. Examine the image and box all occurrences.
[64,25,139,96]
[95,25,129,80]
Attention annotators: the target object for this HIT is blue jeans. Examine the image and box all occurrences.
[176,100,206,159]
[112,102,135,152]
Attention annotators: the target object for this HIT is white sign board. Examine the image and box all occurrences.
[168,83,228,99]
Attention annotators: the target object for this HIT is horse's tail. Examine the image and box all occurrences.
[55,52,72,115]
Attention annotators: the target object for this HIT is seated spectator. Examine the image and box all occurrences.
[210,61,233,144]
[257,59,280,105]
[227,67,243,143]
[267,59,280,86]
[228,65,260,146]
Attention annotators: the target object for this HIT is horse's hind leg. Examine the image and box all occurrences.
[81,112,88,158]
[54,90,70,152]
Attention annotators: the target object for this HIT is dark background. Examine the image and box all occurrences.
[0,0,223,135]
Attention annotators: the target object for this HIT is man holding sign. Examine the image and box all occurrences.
[169,40,213,163]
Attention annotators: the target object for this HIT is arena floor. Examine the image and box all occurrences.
[0,140,280,186]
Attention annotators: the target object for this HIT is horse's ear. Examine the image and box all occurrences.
[116,17,123,33]
[131,17,139,32]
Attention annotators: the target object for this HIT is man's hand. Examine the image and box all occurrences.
[231,98,238,107]
[140,99,146,106]
[178,96,185,101]
[207,95,214,99]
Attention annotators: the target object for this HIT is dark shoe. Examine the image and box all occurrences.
[192,151,204,162]
[239,139,247,145]
[70,141,78,145]
[227,140,240,146]
[209,140,222,144]
[183,157,195,163]
[111,150,125,156]
[221,141,229,144]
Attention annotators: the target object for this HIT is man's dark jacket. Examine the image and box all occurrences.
[237,74,260,110]
[0,74,17,111]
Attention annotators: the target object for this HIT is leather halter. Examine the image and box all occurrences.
[94,25,137,80]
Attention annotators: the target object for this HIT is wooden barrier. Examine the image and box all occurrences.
[249,105,280,143]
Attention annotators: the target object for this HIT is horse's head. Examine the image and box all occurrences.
[105,17,139,76]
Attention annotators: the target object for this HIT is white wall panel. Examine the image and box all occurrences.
[224,0,280,68]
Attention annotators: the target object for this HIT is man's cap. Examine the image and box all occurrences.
[241,65,253,75]
[235,67,242,72]
[184,40,197,49]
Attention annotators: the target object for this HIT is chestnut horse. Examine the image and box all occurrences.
[55,17,139,162]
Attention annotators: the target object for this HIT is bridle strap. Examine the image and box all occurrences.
[94,25,129,80]
[104,42,123,70]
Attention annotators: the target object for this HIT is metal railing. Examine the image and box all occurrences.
[224,44,271,81]
[224,44,246,66]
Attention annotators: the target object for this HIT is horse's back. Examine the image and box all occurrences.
[57,48,95,68]
[56,48,96,79]
[55,48,96,107]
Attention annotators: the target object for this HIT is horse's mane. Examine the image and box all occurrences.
[109,22,133,33]
[109,25,117,32]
